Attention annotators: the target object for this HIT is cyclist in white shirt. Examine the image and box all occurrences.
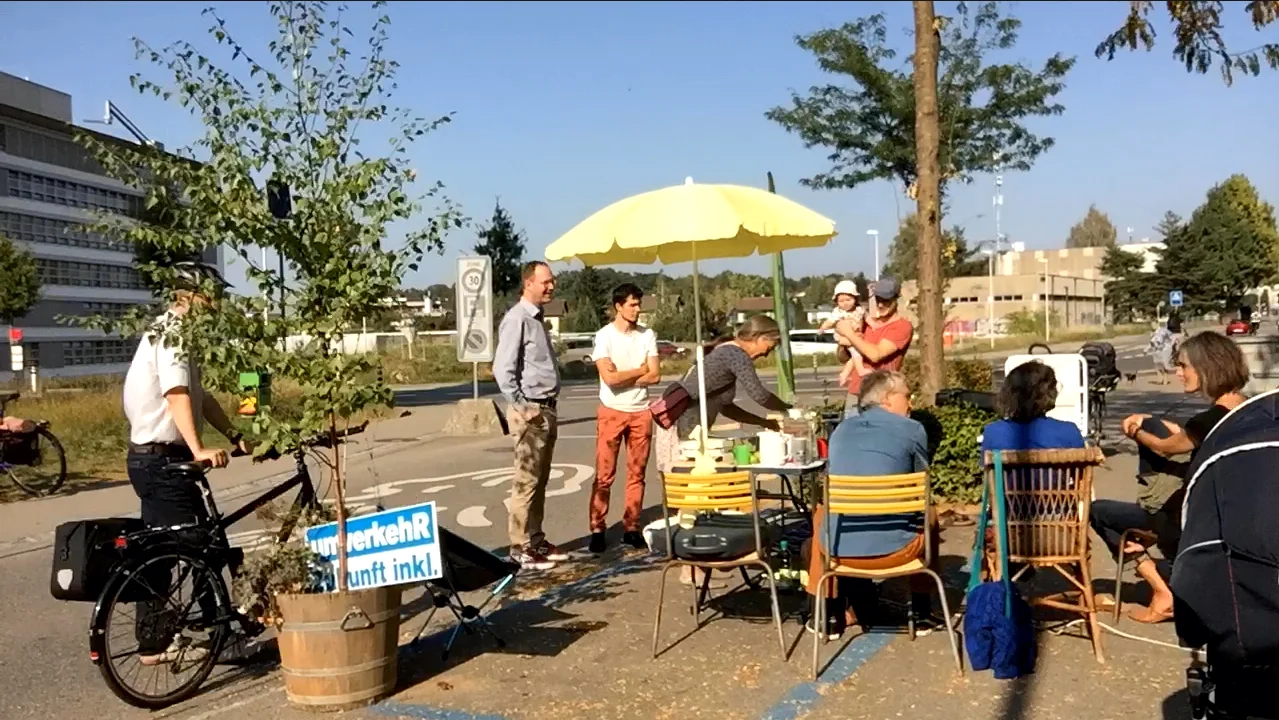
[122,261,250,665]
[587,283,660,554]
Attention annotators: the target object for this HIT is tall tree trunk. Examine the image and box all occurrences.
[912,0,944,406]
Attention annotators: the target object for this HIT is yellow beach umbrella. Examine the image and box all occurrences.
[545,177,837,266]
[545,177,837,472]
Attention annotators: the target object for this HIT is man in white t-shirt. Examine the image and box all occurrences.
[122,262,251,665]
[588,283,660,554]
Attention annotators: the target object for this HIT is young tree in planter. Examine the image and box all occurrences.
[73,1,460,594]
[0,234,41,326]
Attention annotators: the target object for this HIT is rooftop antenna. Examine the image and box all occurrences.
[83,100,162,150]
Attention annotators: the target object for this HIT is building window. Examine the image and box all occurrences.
[34,258,147,291]
[0,212,124,251]
[82,301,138,320]
[0,122,105,175]
[63,339,137,366]
[6,169,141,217]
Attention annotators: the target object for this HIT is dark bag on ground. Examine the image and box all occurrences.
[50,518,144,602]
[0,430,40,466]
[649,510,783,560]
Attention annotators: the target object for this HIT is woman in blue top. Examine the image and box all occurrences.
[982,361,1085,452]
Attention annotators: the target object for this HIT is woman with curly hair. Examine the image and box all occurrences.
[981,361,1085,452]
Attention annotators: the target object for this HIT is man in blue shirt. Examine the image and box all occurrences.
[805,369,940,637]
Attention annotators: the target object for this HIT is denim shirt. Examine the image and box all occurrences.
[493,298,560,404]
[824,407,930,557]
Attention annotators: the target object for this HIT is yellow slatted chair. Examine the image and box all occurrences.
[812,471,962,680]
[982,448,1107,663]
[651,470,786,659]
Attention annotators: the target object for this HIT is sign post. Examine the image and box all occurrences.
[1169,290,1184,309]
[8,328,23,375]
[455,256,495,400]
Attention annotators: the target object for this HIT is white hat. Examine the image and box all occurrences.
[831,280,858,300]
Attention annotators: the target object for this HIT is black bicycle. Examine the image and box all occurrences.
[0,391,67,496]
[88,423,365,709]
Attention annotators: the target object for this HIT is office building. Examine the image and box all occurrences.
[0,71,219,377]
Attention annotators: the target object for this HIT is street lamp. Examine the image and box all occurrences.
[990,163,1004,348]
[1038,257,1051,343]
[868,229,880,281]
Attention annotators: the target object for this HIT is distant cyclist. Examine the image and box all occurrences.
[122,261,251,665]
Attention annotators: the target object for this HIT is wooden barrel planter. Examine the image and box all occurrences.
[276,586,402,711]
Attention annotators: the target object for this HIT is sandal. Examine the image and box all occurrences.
[679,569,728,589]
[1127,605,1174,624]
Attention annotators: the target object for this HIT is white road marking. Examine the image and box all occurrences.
[456,505,492,528]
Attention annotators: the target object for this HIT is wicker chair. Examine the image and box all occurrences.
[982,447,1107,663]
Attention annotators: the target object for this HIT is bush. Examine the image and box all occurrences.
[902,356,995,396]
[911,403,997,503]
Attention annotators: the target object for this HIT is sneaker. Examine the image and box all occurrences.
[804,616,843,641]
[588,532,607,554]
[910,615,938,637]
[622,531,648,551]
[139,636,210,667]
[510,546,556,571]
[532,540,570,562]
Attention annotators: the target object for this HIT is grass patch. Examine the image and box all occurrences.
[2,377,389,497]
[946,324,1150,356]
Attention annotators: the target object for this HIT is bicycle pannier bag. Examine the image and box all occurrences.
[0,430,40,466]
[50,518,144,602]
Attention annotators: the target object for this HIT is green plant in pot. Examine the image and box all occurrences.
[74,0,459,709]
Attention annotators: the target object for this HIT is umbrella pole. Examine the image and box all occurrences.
[691,248,715,476]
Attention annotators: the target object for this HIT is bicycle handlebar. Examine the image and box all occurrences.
[166,422,368,473]
[253,421,369,462]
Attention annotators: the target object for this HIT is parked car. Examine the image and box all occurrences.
[787,329,841,356]
[558,336,596,366]
[1226,319,1260,336]
[656,340,687,359]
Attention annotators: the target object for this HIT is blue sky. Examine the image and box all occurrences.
[2,1,1276,289]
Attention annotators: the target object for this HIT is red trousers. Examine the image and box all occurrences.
[589,405,653,532]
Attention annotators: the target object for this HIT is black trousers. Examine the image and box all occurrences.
[126,446,219,653]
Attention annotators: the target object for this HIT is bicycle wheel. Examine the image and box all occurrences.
[91,546,231,710]
[6,426,67,496]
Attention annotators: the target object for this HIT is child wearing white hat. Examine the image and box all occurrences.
[819,279,867,387]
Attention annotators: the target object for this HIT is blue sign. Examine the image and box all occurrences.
[304,502,443,592]
[1169,290,1184,308]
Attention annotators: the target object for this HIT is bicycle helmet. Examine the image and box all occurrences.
[172,261,231,293]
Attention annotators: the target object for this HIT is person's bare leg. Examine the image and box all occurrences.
[1128,557,1174,622]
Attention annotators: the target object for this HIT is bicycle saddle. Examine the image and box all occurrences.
[165,462,207,475]
[1,392,18,403]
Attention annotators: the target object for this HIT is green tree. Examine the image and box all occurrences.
[568,265,608,330]
[766,2,1075,198]
[1066,205,1119,248]
[474,200,526,300]
[0,234,41,324]
[883,215,985,281]
[1100,245,1164,322]
[1157,174,1279,314]
[1154,210,1184,238]
[768,0,1074,403]
[74,1,460,591]
[1097,1,1279,85]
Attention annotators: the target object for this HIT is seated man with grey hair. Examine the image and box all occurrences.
[802,369,941,638]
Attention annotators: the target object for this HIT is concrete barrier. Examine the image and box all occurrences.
[442,398,507,436]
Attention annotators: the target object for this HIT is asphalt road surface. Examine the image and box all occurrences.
[0,338,1155,720]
